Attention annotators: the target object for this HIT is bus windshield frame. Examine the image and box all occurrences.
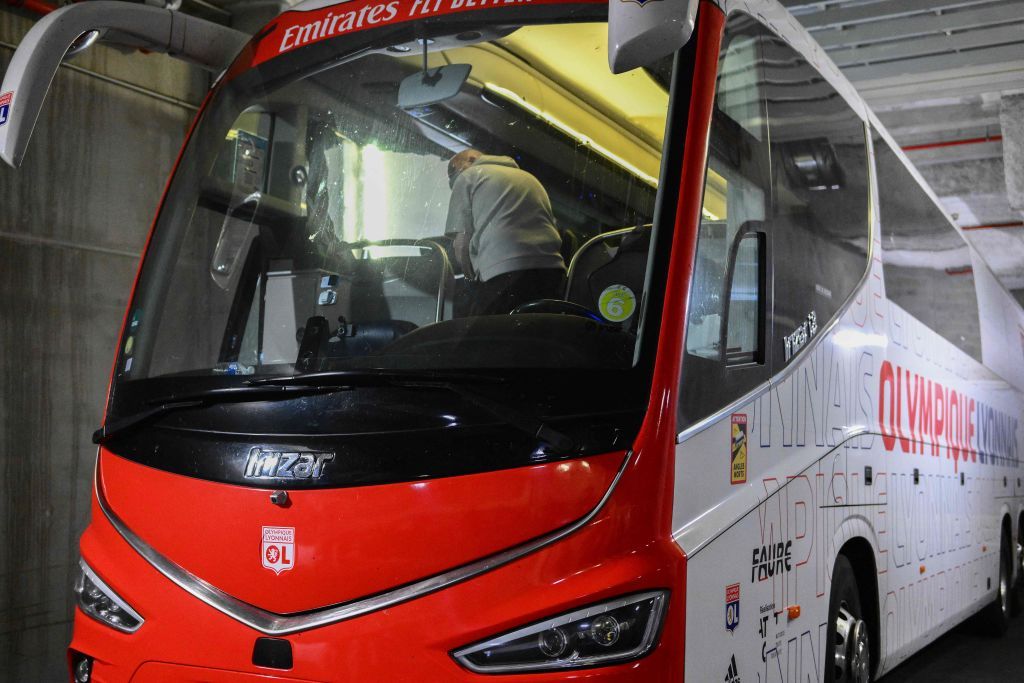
[104,2,689,451]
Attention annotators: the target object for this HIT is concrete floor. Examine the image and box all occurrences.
[883,614,1024,682]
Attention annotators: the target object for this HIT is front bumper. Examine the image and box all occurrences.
[70,492,686,682]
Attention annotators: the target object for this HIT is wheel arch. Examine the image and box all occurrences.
[837,536,881,679]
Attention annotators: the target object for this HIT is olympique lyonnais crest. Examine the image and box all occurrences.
[262,526,295,575]
[0,91,12,128]
[725,583,740,632]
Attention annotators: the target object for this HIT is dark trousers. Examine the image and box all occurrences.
[470,268,567,316]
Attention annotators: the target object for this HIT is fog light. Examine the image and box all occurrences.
[74,560,144,633]
[453,591,668,673]
[71,653,92,683]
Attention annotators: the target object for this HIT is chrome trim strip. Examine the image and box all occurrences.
[95,452,630,636]
[676,121,878,445]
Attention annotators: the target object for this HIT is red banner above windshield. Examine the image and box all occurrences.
[247,0,603,68]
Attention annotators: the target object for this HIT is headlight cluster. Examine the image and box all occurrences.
[452,591,668,673]
[74,560,144,633]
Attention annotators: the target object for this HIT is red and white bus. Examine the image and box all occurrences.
[2,0,1022,680]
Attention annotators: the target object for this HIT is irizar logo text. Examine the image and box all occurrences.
[244,448,335,479]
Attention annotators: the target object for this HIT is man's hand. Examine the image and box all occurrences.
[453,232,474,279]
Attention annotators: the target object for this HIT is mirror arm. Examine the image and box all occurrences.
[0,1,249,168]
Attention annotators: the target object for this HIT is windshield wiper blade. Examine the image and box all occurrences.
[248,369,504,387]
[92,384,350,444]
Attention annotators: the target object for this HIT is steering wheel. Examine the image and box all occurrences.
[510,299,604,322]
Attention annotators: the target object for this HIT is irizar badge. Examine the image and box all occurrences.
[262,526,295,575]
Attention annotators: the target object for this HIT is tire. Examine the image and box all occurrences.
[978,531,1011,635]
[825,555,872,683]
[1012,523,1024,616]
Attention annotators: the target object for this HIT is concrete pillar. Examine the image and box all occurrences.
[0,10,205,678]
[1001,93,1024,214]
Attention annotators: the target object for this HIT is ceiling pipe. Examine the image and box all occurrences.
[961,221,1024,231]
[903,135,1003,152]
[7,0,59,15]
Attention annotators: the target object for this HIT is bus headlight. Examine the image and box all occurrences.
[74,560,144,633]
[452,591,668,673]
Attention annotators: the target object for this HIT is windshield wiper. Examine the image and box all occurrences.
[92,384,351,444]
[247,369,504,387]
[252,370,575,454]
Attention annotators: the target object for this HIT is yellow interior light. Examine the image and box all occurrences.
[483,83,659,188]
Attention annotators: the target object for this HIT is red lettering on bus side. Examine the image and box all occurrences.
[949,390,960,470]
[906,370,920,453]
[921,379,933,452]
[968,398,977,461]
[895,367,910,453]
[933,383,945,457]
[879,361,896,451]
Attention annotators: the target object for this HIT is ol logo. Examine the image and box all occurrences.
[0,91,12,127]
[621,0,663,4]
[725,582,740,632]
[262,526,295,575]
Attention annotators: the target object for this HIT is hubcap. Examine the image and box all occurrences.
[834,606,870,683]
[1000,555,1010,616]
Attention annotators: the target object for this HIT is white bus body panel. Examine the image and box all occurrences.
[675,1,1024,681]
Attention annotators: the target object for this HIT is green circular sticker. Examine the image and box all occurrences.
[598,285,637,323]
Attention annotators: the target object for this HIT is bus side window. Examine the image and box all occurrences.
[873,129,982,363]
[679,13,772,428]
[762,35,870,368]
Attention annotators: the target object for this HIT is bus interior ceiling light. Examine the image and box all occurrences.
[483,83,659,187]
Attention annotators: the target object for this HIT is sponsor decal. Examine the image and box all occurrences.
[263,0,587,61]
[878,360,1019,471]
[725,582,740,632]
[751,541,792,582]
[598,284,636,323]
[0,91,12,127]
[724,654,741,683]
[262,526,295,574]
[730,414,747,484]
[244,448,336,480]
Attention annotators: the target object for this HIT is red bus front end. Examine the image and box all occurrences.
[68,1,723,679]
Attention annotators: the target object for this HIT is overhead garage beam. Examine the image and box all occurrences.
[813,3,1024,49]
[792,0,998,30]
[841,43,1024,83]
[830,23,1024,68]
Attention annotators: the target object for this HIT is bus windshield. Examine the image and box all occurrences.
[119,7,674,386]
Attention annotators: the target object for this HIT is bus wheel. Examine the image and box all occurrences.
[826,555,871,683]
[979,533,1011,635]
[1012,526,1024,616]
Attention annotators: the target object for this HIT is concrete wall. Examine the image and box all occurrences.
[0,11,205,680]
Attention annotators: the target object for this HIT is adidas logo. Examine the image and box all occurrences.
[725,654,742,683]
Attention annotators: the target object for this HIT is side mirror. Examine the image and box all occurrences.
[0,1,248,168]
[608,0,699,74]
[398,64,472,109]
